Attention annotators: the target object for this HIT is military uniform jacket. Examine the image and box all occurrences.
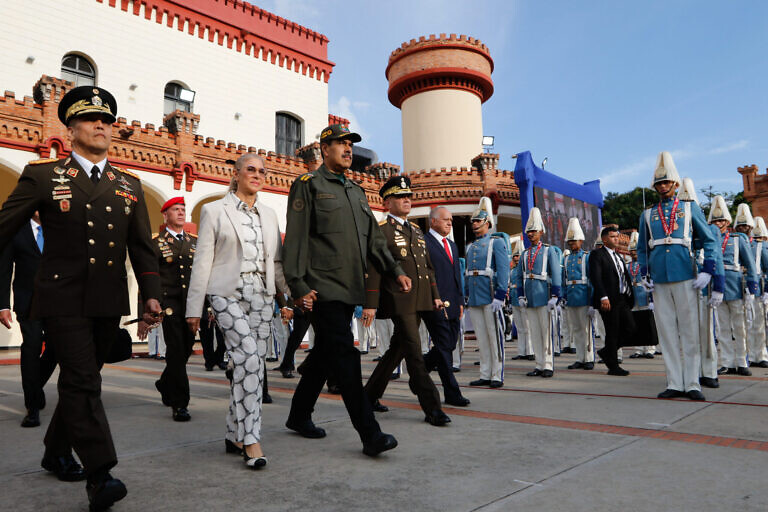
[509,263,523,302]
[365,216,440,317]
[154,230,196,314]
[515,242,562,308]
[628,261,651,309]
[720,231,758,301]
[750,239,768,295]
[0,156,160,317]
[465,233,510,307]
[282,164,404,305]
[692,224,725,296]
[562,249,591,307]
[637,198,716,284]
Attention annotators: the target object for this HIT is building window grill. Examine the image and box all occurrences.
[61,54,96,86]
[275,113,302,156]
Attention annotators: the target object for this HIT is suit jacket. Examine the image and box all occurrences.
[0,156,160,317]
[365,216,440,318]
[588,247,634,308]
[425,231,462,319]
[0,222,41,319]
[186,192,289,317]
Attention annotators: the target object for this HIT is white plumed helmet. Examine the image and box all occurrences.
[525,207,545,233]
[677,177,699,203]
[564,217,585,242]
[628,231,639,251]
[752,216,768,238]
[707,195,732,224]
[651,151,682,188]
[733,203,755,229]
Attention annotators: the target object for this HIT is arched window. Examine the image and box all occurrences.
[275,113,302,156]
[61,53,96,86]
[164,82,194,115]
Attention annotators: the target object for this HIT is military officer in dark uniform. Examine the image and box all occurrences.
[138,196,196,421]
[362,177,451,426]
[0,86,161,511]
[282,124,410,457]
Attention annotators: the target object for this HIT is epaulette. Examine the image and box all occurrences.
[152,233,159,239]
[379,219,387,226]
[409,222,420,230]
[117,167,140,180]
[188,233,197,238]
[28,158,58,165]
[298,173,314,182]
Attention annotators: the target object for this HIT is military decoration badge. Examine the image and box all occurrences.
[106,171,116,181]
[59,199,71,212]
[400,248,407,257]
[66,168,79,178]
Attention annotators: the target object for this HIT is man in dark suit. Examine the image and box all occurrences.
[0,86,162,510]
[588,225,635,376]
[0,211,57,427]
[422,206,470,406]
[362,176,451,426]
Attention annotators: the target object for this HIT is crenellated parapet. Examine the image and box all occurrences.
[739,164,768,219]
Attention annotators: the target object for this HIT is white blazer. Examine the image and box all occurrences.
[186,192,289,317]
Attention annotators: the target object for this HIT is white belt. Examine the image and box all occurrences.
[567,280,587,285]
[648,237,690,248]
[527,273,547,281]
[468,269,493,277]
[723,264,741,272]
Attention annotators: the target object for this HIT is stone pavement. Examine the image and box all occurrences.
[1,342,767,512]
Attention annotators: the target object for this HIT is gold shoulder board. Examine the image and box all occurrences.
[119,167,140,180]
[188,233,198,238]
[299,173,314,182]
[152,233,159,239]
[409,222,419,230]
[28,158,58,165]
[378,219,387,226]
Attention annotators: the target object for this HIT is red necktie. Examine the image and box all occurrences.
[443,237,453,264]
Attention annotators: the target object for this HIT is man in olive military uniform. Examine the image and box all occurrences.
[139,197,196,421]
[362,177,451,426]
[282,124,410,457]
[0,86,161,511]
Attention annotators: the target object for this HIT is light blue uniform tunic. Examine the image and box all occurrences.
[515,242,562,308]
[720,231,758,301]
[562,249,591,307]
[465,233,510,307]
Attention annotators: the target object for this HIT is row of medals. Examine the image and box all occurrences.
[52,164,134,215]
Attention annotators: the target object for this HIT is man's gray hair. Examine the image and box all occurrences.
[430,206,450,222]
[229,153,266,192]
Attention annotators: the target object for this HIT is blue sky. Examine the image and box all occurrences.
[262,0,768,195]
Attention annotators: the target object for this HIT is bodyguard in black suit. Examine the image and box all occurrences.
[588,225,635,375]
[422,206,470,406]
[0,86,162,511]
[0,212,57,427]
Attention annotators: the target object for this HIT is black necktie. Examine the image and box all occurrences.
[613,253,625,293]
[90,165,100,184]
[176,234,184,241]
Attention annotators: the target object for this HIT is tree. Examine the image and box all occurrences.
[601,187,659,231]
[698,188,749,219]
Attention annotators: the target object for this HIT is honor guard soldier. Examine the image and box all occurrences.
[0,86,162,510]
[140,197,196,421]
[627,231,658,359]
[748,216,768,367]
[283,123,407,457]
[717,201,759,376]
[515,207,562,378]
[363,176,454,425]
[636,151,719,400]
[562,218,594,369]
[509,242,533,360]
[678,178,724,388]
[465,197,510,387]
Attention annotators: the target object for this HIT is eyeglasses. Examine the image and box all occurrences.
[241,166,267,177]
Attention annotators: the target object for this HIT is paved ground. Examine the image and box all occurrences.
[1,341,767,512]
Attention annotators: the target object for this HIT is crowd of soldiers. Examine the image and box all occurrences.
[1,84,766,511]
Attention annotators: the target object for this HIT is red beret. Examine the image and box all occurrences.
[161,197,185,212]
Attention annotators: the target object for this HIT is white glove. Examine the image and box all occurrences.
[641,277,654,292]
[648,302,655,311]
[587,306,596,319]
[762,292,768,306]
[708,291,723,308]
[692,272,712,290]
[746,296,755,328]
[518,297,527,307]
[547,297,558,311]
[491,298,504,312]
[745,293,755,307]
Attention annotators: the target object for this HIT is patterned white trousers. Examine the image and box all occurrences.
[210,272,274,445]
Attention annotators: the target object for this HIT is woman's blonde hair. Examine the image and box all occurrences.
[229,153,265,192]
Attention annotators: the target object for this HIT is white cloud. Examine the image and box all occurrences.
[708,139,749,155]
[329,96,369,142]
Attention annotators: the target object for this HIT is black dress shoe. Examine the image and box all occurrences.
[452,367,461,373]
[737,366,752,376]
[217,361,228,370]
[225,368,233,382]
[445,397,471,407]
[469,379,491,386]
[540,370,554,378]
[489,380,504,388]
[526,355,535,361]
[225,439,244,455]
[360,350,369,355]
[286,419,327,438]
[699,376,720,388]
[717,366,727,375]
[553,352,561,357]
[87,475,127,511]
[372,356,382,362]
[424,409,451,426]
[473,361,480,365]
[372,399,389,412]
[281,369,294,379]
[726,367,737,375]
[172,407,191,422]
[511,355,522,360]
[262,392,273,404]
[607,367,630,376]
[389,372,401,380]
[362,433,398,456]
[243,451,267,469]
[567,361,584,369]
[686,390,706,401]
[21,408,40,428]
[644,353,655,359]
[327,384,341,394]
[567,347,578,354]
[657,389,685,399]
[751,360,768,368]
[583,362,595,370]
[205,365,214,371]
[41,454,86,482]
[265,357,278,362]
[629,353,642,359]
[526,369,542,377]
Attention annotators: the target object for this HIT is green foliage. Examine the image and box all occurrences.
[601,187,659,231]
[698,189,749,219]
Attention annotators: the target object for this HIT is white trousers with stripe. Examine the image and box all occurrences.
[654,280,701,392]
[468,305,505,381]
[527,306,554,371]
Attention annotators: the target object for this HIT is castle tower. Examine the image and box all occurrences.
[386,34,494,172]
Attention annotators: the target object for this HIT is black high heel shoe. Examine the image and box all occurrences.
[225,439,243,456]
[243,450,267,469]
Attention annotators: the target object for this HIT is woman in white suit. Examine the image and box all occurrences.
[186,153,291,469]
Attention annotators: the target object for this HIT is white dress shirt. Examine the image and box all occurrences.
[429,228,454,260]
[71,150,107,175]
